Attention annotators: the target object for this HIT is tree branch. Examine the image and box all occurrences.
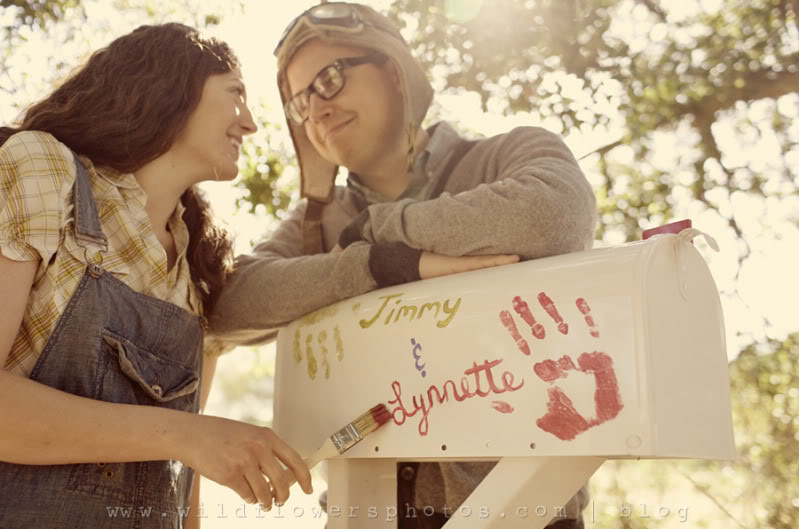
[578,137,625,160]
[793,0,799,33]
[692,113,752,262]
[693,68,799,121]
[735,68,799,105]
[635,0,667,21]
[670,464,752,529]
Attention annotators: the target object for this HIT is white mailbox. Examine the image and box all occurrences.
[273,227,735,528]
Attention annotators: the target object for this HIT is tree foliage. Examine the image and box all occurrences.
[386,0,799,246]
[2,0,82,29]
[234,122,296,219]
[726,334,799,529]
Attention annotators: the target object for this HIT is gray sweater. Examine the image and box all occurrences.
[209,122,596,342]
[208,122,596,520]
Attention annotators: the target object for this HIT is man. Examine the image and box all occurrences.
[210,3,596,528]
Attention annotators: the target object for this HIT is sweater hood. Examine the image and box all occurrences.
[276,3,433,204]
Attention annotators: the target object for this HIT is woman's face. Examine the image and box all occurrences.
[171,68,257,182]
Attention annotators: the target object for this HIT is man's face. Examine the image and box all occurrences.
[285,40,405,174]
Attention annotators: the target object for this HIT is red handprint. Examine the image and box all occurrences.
[498,293,621,440]
[576,298,600,338]
[499,292,599,356]
[538,292,568,335]
[513,296,546,339]
[534,352,623,440]
[499,309,531,356]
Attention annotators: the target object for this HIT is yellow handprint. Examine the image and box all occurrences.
[290,305,345,380]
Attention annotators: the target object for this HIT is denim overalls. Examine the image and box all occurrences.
[0,155,204,528]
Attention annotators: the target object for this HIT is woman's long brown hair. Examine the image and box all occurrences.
[0,23,237,317]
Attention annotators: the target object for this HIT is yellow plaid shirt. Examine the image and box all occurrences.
[1,131,223,377]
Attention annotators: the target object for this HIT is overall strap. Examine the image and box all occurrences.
[71,152,108,252]
[302,199,325,255]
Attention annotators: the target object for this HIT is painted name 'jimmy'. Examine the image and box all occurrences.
[359,293,462,329]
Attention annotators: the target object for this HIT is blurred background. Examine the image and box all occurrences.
[2,0,797,527]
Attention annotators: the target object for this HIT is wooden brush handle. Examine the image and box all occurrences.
[285,438,337,489]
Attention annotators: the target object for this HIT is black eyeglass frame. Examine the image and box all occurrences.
[284,54,388,125]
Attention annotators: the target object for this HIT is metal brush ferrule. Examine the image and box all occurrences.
[331,423,362,453]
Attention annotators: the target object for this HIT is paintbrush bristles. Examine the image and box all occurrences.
[351,403,391,438]
[329,404,390,454]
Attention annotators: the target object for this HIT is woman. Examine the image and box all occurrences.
[0,23,311,528]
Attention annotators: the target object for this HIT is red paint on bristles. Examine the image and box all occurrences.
[351,403,391,438]
[370,403,391,427]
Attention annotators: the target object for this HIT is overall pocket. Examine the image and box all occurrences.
[66,329,200,511]
[100,332,199,403]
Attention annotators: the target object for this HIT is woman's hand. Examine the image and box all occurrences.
[180,415,312,510]
[419,252,519,280]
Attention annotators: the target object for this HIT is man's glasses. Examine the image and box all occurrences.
[284,54,387,125]
[274,3,366,56]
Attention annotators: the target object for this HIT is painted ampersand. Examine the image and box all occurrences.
[410,338,427,377]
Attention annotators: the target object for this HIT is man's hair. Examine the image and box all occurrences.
[0,23,239,316]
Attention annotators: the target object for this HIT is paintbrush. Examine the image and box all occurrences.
[286,403,391,487]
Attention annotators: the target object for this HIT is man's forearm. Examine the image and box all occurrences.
[362,182,595,258]
[207,242,377,344]
[349,127,598,258]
